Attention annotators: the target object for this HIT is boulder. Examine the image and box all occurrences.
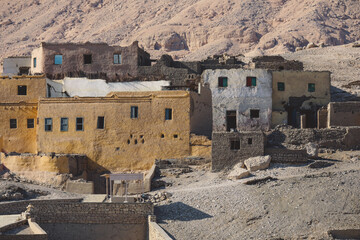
[228,163,250,180]
[306,142,318,158]
[295,47,303,51]
[244,155,271,172]
[307,42,318,49]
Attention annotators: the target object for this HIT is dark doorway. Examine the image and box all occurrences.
[304,110,317,128]
[226,111,237,131]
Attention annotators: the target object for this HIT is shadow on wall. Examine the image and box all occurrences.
[331,85,360,102]
[85,158,111,194]
[266,130,287,148]
[155,202,212,222]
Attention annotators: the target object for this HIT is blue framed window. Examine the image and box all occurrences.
[246,77,257,87]
[277,82,285,91]
[54,55,63,65]
[60,118,68,132]
[27,119,34,129]
[131,106,138,119]
[76,117,84,131]
[10,119,17,129]
[114,54,121,64]
[97,116,105,129]
[45,118,52,132]
[308,83,315,92]
[33,58,37,68]
[165,108,172,120]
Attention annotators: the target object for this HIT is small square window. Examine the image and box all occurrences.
[33,58,37,68]
[131,106,138,119]
[17,85,27,95]
[10,119,17,129]
[230,139,240,150]
[165,108,172,120]
[246,77,256,87]
[76,117,84,131]
[54,55,63,65]
[218,77,228,87]
[277,82,285,91]
[250,109,260,119]
[248,138,252,145]
[97,116,105,129]
[308,83,315,92]
[84,54,92,64]
[27,119,34,129]
[60,118,68,132]
[114,54,122,64]
[45,118,52,132]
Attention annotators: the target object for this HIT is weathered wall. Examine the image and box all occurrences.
[0,103,38,153]
[190,89,212,137]
[65,181,94,194]
[0,76,46,103]
[272,71,331,127]
[327,102,360,127]
[251,56,303,71]
[203,69,272,131]
[37,91,191,172]
[2,57,31,76]
[190,134,212,158]
[31,41,150,81]
[212,131,265,171]
[317,108,328,129]
[265,148,308,163]
[148,216,172,240]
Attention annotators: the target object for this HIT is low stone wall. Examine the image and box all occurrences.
[65,181,94,194]
[265,148,308,163]
[148,216,172,240]
[0,219,47,240]
[0,199,82,215]
[267,127,360,150]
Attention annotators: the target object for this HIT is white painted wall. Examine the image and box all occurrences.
[3,57,31,76]
[202,69,272,131]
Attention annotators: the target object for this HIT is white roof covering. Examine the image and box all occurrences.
[49,78,171,97]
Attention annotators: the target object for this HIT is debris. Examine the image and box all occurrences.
[308,161,334,169]
[228,163,250,180]
[243,176,278,185]
[306,143,319,158]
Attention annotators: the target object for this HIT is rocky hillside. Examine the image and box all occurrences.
[0,0,359,60]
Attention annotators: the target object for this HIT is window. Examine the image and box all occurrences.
[76,117,84,131]
[250,109,260,119]
[17,85,27,95]
[165,108,172,120]
[230,139,240,150]
[226,110,237,131]
[308,83,315,92]
[33,58,37,68]
[97,116,105,129]
[10,119,17,129]
[60,118,68,132]
[131,106,138,119]
[277,82,285,91]
[84,54,92,64]
[246,77,257,87]
[218,77,228,87]
[248,138,252,145]
[54,55,62,65]
[27,119,34,129]
[45,118,52,132]
[47,84,52,97]
[114,54,121,64]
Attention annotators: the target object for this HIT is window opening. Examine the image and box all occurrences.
[97,116,105,129]
[131,106,138,119]
[33,58,37,68]
[218,77,228,87]
[230,139,240,150]
[277,82,285,91]
[17,85,27,95]
[54,55,62,65]
[173,134,178,138]
[114,54,121,64]
[76,117,84,131]
[308,83,315,92]
[61,118,68,131]
[84,54,92,64]
[10,119,17,129]
[27,119,34,129]
[246,77,257,87]
[248,138,253,145]
[165,108,172,120]
[226,110,237,131]
[250,109,260,119]
[45,118,52,132]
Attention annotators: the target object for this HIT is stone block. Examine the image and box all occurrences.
[244,155,271,172]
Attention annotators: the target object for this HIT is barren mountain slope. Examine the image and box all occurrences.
[0,0,360,61]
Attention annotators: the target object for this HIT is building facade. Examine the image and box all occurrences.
[272,71,331,128]
[30,41,151,81]
[202,68,272,132]
[2,56,31,76]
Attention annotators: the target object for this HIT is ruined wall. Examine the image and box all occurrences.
[272,71,331,127]
[251,56,303,71]
[37,91,191,172]
[327,102,360,127]
[2,57,31,76]
[318,108,328,129]
[212,132,265,171]
[148,216,172,240]
[0,76,46,103]
[265,148,308,163]
[0,103,38,153]
[31,42,150,81]
[203,69,272,131]
[190,89,212,137]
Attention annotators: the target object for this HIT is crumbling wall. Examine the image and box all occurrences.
[190,89,212,137]
[148,216,172,240]
[212,132,264,171]
[265,148,308,163]
[251,56,303,71]
[328,102,360,127]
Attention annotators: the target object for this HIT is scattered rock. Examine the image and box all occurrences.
[307,42,318,49]
[243,176,278,185]
[295,47,303,51]
[244,155,271,172]
[228,163,250,180]
[352,43,360,48]
[141,191,172,203]
[306,143,319,158]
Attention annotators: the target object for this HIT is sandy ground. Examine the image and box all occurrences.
[152,151,360,239]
